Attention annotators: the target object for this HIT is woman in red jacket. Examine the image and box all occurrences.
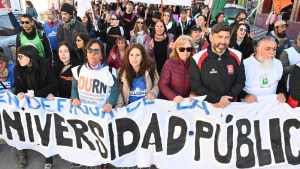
[158,35,195,102]
[107,36,128,70]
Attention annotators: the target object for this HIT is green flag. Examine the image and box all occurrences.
[211,0,227,21]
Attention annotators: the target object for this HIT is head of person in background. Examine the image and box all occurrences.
[153,19,168,37]
[60,3,74,23]
[163,10,173,25]
[186,8,192,18]
[179,9,187,22]
[197,15,207,28]
[112,36,128,55]
[209,23,231,55]
[20,14,35,33]
[235,10,247,23]
[103,13,111,23]
[75,32,91,50]
[232,23,248,41]
[107,37,128,69]
[82,12,93,32]
[133,17,148,35]
[152,11,161,23]
[110,14,121,27]
[25,0,34,8]
[85,39,106,66]
[171,35,195,63]
[57,41,80,66]
[125,1,134,14]
[190,26,208,52]
[274,20,288,38]
[201,5,209,16]
[215,12,225,24]
[45,9,57,23]
[0,52,10,88]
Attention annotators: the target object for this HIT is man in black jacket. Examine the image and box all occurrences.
[189,23,245,108]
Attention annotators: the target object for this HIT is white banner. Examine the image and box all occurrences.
[105,0,192,7]
[1,91,300,168]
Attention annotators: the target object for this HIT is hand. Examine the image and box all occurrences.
[212,103,222,108]
[93,19,98,26]
[249,32,254,38]
[111,53,116,60]
[150,39,154,50]
[244,94,258,103]
[169,40,174,49]
[173,95,183,103]
[218,96,232,108]
[130,31,135,38]
[103,103,112,113]
[277,93,286,103]
[46,93,54,100]
[72,98,81,107]
[145,8,148,14]
[145,92,155,100]
[17,92,25,99]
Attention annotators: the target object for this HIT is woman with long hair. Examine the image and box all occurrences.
[54,42,81,98]
[71,39,119,113]
[130,17,149,45]
[25,0,38,19]
[107,36,128,69]
[159,35,195,102]
[14,45,58,169]
[145,19,174,74]
[75,32,91,64]
[81,12,96,39]
[210,12,225,27]
[115,43,159,108]
[163,9,176,38]
[229,23,254,60]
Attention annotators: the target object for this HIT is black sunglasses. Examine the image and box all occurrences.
[178,47,193,52]
[110,18,118,20]
[87,48,101,54]
[21,21,30,24]
[137,21,144,24]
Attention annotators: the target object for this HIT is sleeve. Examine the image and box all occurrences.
[13,67,26,95]
[34,64,58,97]
[226,61,246,99]
[106,72,120,106]
[279,50,293,75]
[16,33,21,55]
[276,73,287,95]
[158,61,177,100]
[42,32,53,63]
[70,78,79,99]
[56,26,63,46]
[189,58,221,103]
[149,70,160,97]
[289,66,300,101]
[144,35,154,59]
[8,12,21,33]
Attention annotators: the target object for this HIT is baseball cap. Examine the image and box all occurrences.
[274,20,289,27]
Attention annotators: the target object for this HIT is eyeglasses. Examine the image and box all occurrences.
[239,28,247,32]
[110,18,118,20]
[76,39,82,42]
[178,47,193,52]
[87,48,101,54]
[21,21,30,25]
[137,21,144,24]
[164,14,170,17]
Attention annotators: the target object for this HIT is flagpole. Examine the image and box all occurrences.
[90,1,99,31]
[246,0,265,21]
[206,0,215,28]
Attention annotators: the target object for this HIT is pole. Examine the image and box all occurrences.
[246,0,265,21]
[90,1,99,31]
[206,0,215,28]
[160,0,163,19]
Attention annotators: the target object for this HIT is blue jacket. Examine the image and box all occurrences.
[43,20,61,51]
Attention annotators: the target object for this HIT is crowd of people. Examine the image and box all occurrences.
[0,0,300,169]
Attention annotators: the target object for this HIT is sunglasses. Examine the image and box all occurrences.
[178,47,193,52]
[87,48,101,54]
[110,18,118,20]
[21,21,30,25]
[164,14,170,17]
[76,39,82,42]
[238,17,246,21]
[137,21,144,24]
[239,28,247,32]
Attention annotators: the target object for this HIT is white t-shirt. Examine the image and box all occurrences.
[243,55,283,96]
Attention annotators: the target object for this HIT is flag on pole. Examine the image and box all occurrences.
[272,0,292,15]
[77,0,92,18]
[211,0,227,21]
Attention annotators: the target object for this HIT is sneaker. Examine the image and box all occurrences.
[44,163,53,169]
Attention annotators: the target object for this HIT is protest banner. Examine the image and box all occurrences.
[1,91,300,168]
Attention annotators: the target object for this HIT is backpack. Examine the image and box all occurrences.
[106,26,124,37]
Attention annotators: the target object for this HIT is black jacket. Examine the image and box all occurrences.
[289,64,300,106]
[229,36,254,60]
[14,60,58,97]
[189,46,246,103]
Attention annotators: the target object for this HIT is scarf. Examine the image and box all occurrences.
[154,33,167,42]
[62,17,76,30]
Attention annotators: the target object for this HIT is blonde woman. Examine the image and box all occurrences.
[130,17,149,45]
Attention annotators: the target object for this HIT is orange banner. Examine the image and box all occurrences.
[273,0,293,14]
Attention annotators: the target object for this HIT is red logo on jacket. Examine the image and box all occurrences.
[227,65,234,74]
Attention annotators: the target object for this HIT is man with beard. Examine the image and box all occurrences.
[189,23,245,108]
[267,20,291,59]
[16,14,52,63]
[239,37,286,103]
[57,3,87,48]
[43,9,61,64]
